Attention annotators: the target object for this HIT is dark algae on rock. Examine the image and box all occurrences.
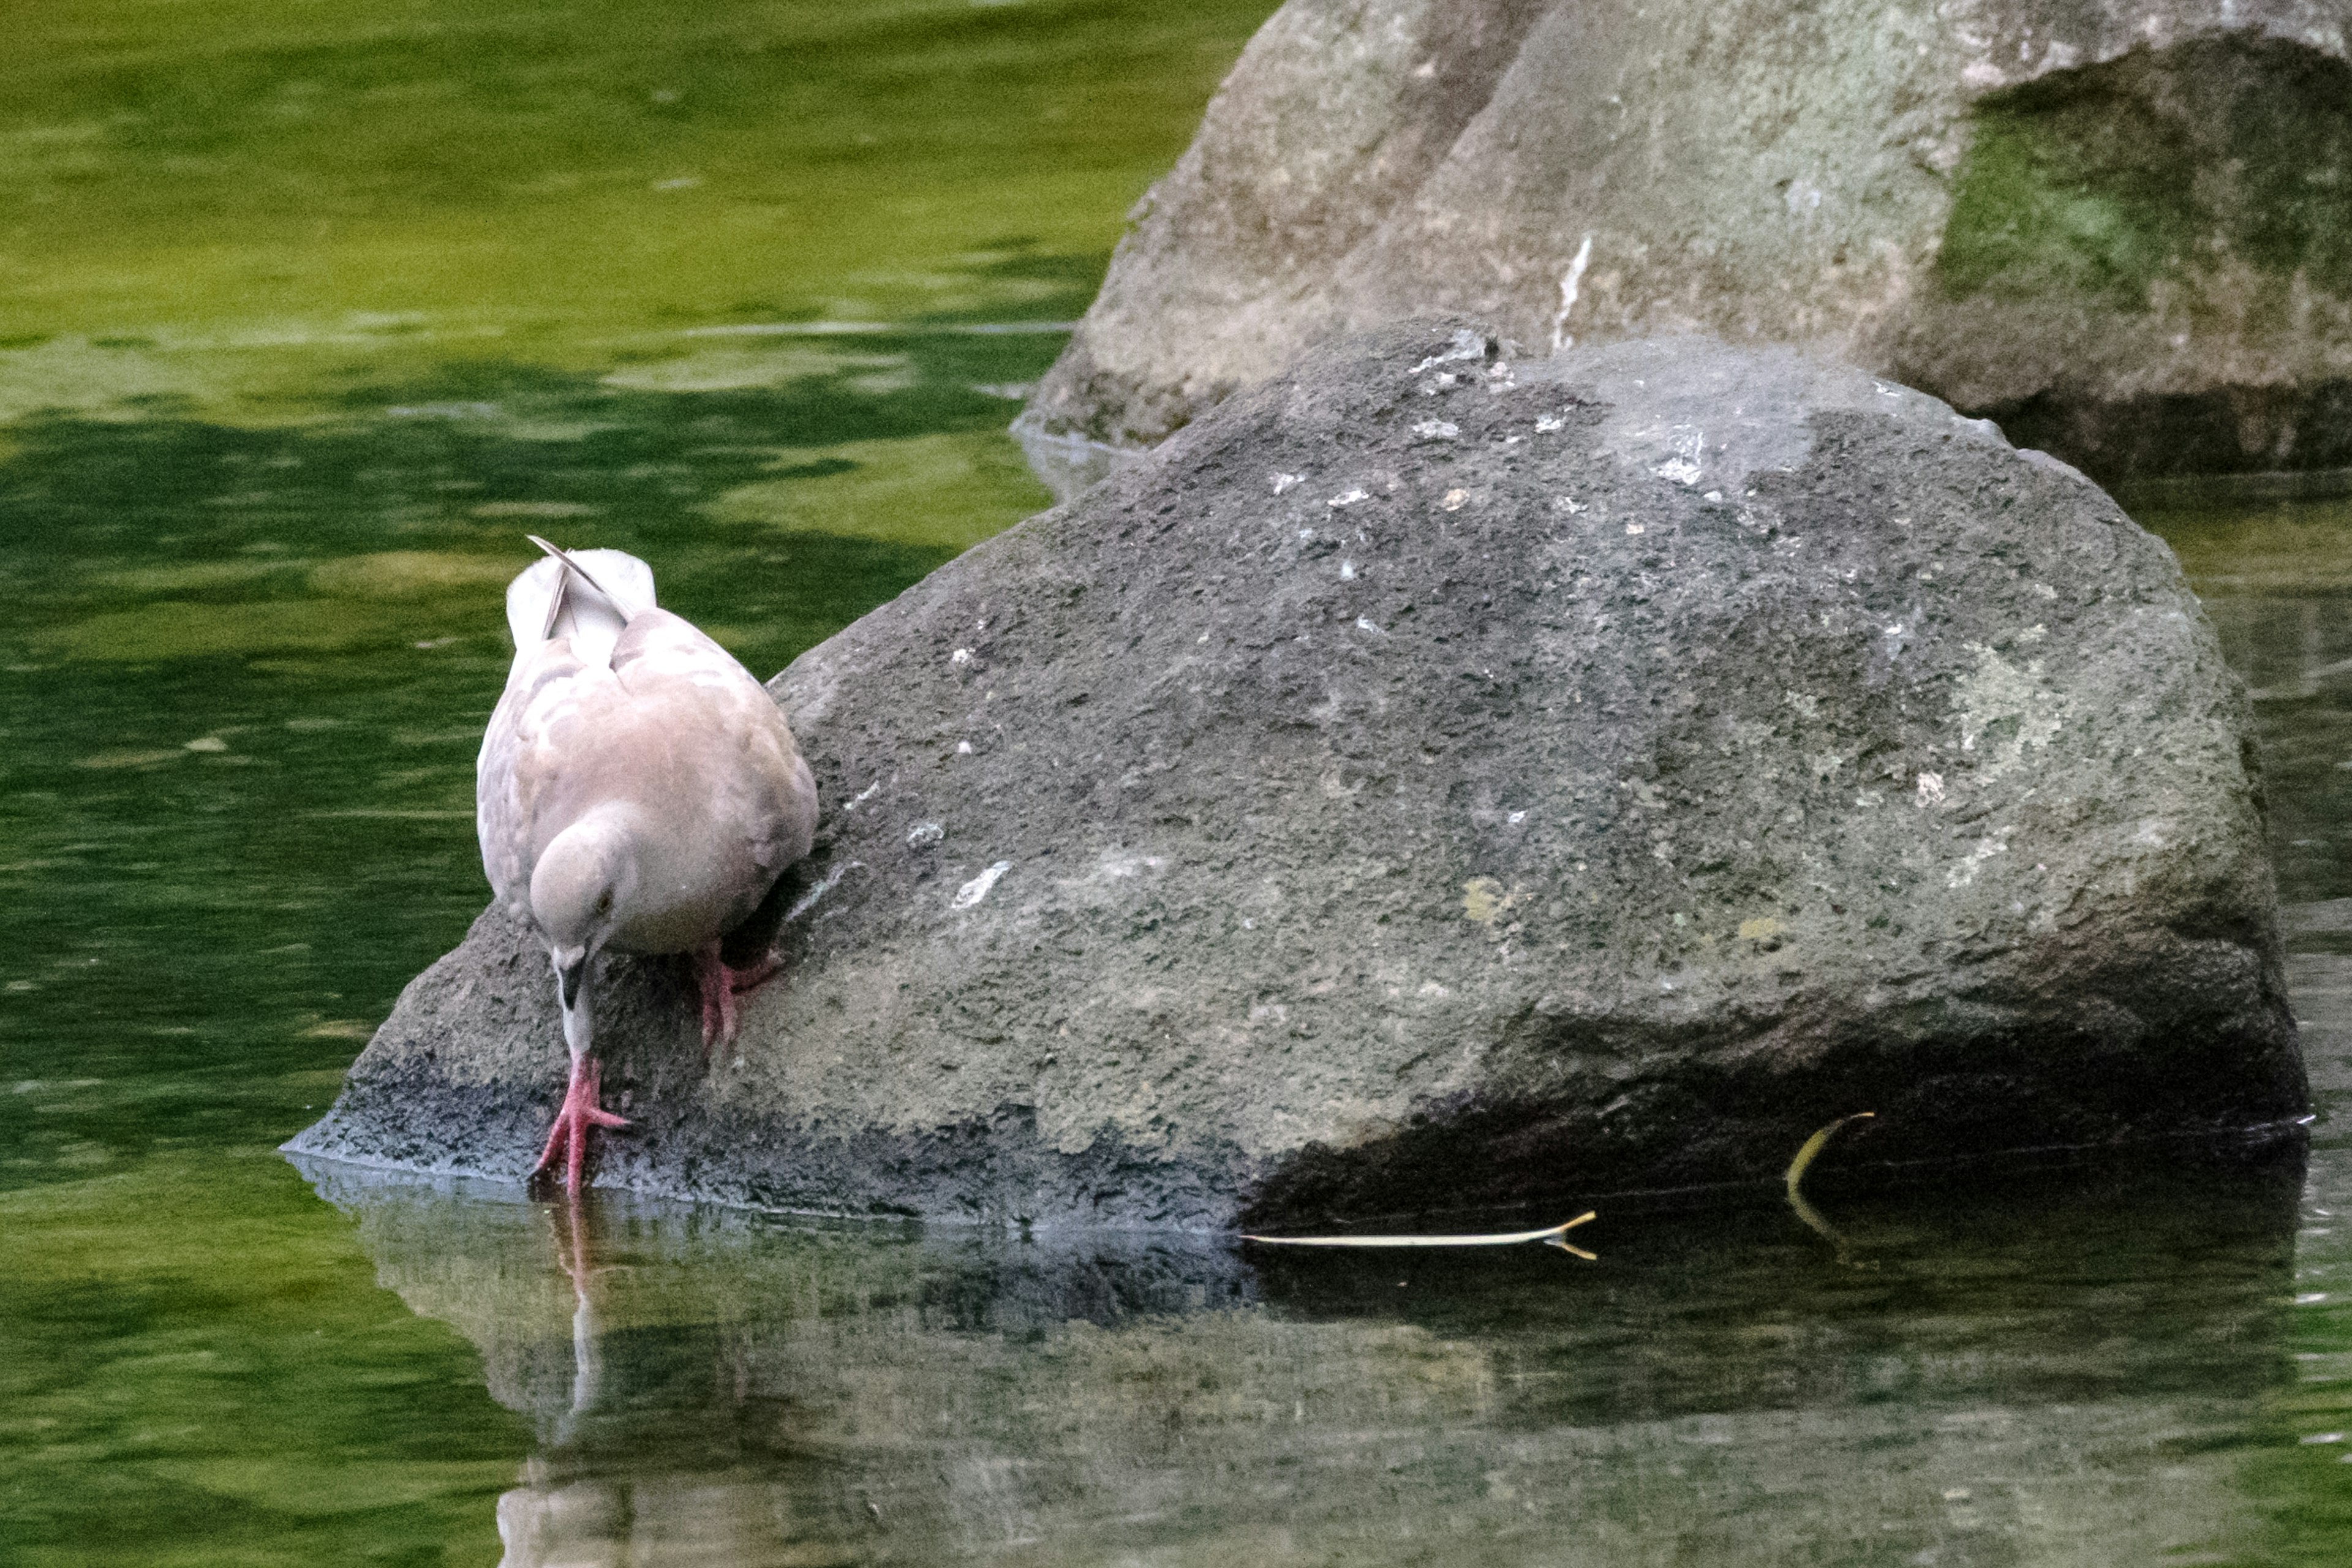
[292,322,2307,1229]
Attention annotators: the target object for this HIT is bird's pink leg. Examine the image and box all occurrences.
[728,952,782,994]
[693,941,782,1055]
[531,1054,628,1192]
[693,942,732,1054]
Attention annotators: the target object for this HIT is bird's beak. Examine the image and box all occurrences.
[554,949,589,1011]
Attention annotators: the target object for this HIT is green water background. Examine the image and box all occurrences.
[0,2,1270,1561]
[7,3,2352,1564]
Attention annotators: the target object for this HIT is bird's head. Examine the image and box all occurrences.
[531,812,641,1014]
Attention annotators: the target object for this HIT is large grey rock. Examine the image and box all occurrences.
[1020,0,2352,486]
[290,322,2305,1229]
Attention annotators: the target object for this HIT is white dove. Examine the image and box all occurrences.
[477,537,818,1190]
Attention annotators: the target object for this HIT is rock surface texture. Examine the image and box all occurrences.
[292,322,2306,1229]
[1019,0,2352,488]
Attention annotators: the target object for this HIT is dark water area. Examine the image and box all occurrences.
[9,2,2352,1564]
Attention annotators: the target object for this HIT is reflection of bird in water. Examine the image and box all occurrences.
[478,538,818,1189]
[548,1195,606,1433]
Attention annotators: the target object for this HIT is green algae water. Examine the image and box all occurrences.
[8,2,2352,1562]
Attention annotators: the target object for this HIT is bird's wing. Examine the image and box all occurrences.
[484,543,663,917]
[610,610,819,876]
[477,635,607,917]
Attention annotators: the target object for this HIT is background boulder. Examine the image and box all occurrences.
[292,321,2304,1229]
[1019,0,2352,489]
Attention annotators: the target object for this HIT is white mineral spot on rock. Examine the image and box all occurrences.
[788,860,862,921]
[1626,522,1645,535]
[1704,491,1723,502]
[1553,496,1585,514]
[1412,419,1459,439]
[1550,235,1594,353]
[1536,414,1566,433]
[906,821,944,847]
[951,861,1012,910]
[1418,980,1449,997]
[1947,835,2009,888]
[1270,472,1302,494]
[1508,810,1526,824]
[949,647,974,666]
[842,780,882,810]
[1092,850,1167,880]
[1408,328,1488,375]
[1355,616,1387,636]
[1653,458,1701,485]
[1340,559,1355,579]
[956,741,973,754]
[1441,488,1469,511]
[1328,489,1367,508]
[1954,643,2065,779]
[1916,771,1945,807]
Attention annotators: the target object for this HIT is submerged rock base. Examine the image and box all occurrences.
[292,322,2305,1229]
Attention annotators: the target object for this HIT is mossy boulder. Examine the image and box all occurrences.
[1020,1,2352,487]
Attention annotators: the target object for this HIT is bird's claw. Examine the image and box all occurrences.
[531,1057,629,1193]
[694,943,781,1057]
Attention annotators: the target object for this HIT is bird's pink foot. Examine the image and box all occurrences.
[694,942,781,1055]
[728,953,782,994]
[532,1055,628,1193]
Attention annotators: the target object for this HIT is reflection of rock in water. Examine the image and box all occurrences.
[296,1155,2302,1567]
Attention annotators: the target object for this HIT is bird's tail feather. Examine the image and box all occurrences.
[503,541,657,668]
